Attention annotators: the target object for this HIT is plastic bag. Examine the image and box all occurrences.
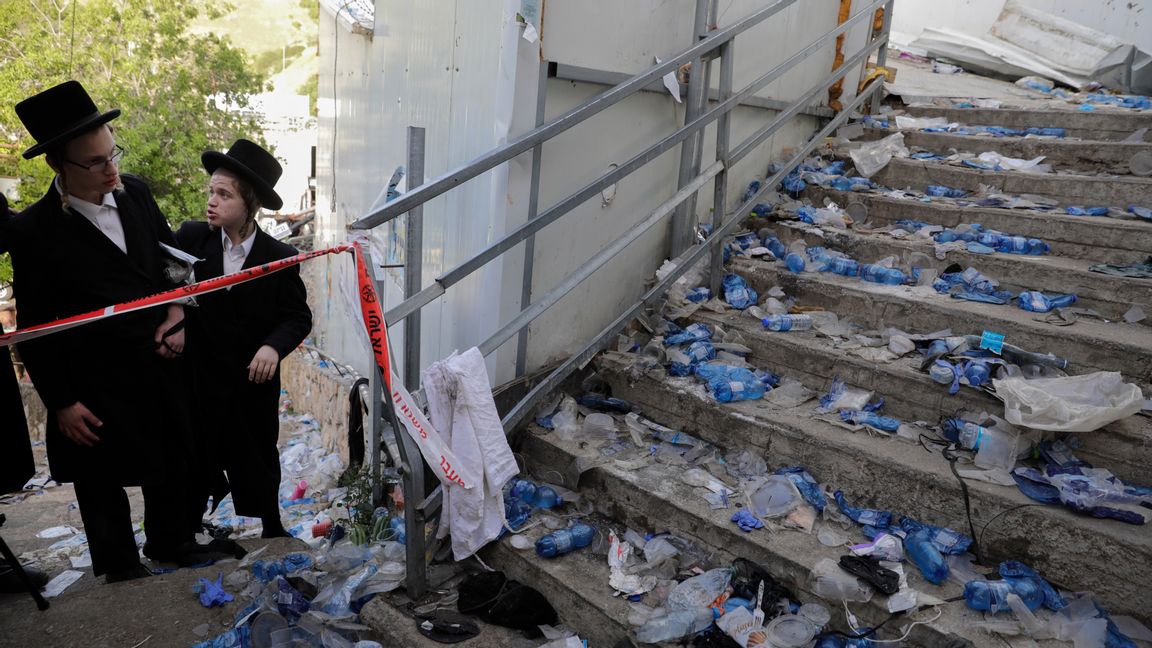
[848,133,908,178]
[809,558,872,602]
[666,568,732,610]
[994,372,1144,432]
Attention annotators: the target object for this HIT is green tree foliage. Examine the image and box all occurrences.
[0,0,266,226]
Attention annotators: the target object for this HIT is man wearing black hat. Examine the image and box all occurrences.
[175,139,311,539]
[6,80,197,582]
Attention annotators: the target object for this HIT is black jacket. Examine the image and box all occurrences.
[7,175,185,483]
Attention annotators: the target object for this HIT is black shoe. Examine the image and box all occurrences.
[838,554,901,595]
[0,561,50,593]
[105,563,153,584]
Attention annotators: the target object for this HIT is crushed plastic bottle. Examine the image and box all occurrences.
[839,410,900,432]
[762,314,813,332]
[903,529,949,585]
[833,491,893,528]
[963,578,1044,612]
[785,252,806,273]
[665,323,713,346]
[723,274,759,310]
[1017,291,1077,313]
[925,185,967,198]
[898,517,972,555]
[859,264,905,286]
[821,256,860,277]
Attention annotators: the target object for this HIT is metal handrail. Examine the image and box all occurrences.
[356,0,894,598]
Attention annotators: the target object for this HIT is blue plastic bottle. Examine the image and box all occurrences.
[963,579,1044,612]
[833,491,893,528]
[762,314,812,332]
[506,477,537,503]
[1026,239,1049,255]
[685,340,717,363]
[709,371,766,403]
[1017,291,1077,313]
[904,528,949,585]
[763,236,787,260]
[532,485,562,509]
[822,257,860,277]
[860,264,903,285]
[785,252,806,273]
[839,410,900,432]
[963,361,991,387]
[998,236,1030,254]
[535,523,595,558]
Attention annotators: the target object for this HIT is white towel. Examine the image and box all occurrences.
[422,347,519,560]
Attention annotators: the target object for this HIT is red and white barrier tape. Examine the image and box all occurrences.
[1,241,474,490]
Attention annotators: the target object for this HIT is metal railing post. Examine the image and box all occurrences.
[870,0,894,114]
[515,62,549,378]
[710,40,734,297]
[669,0,712,258]
[403,127,426,388]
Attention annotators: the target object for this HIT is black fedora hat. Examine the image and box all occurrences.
[202,139,284,211]
[16,80,121,159]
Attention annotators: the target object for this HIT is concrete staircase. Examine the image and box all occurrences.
[481,105,1152,646]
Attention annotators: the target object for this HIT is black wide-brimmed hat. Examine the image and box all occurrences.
[202,139,284,211]
[15,80,121,159]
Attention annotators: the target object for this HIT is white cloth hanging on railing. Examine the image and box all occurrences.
[422,347,519,560]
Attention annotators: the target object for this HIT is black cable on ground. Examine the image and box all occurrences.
[812,609,904,642]
[941,445,984,566]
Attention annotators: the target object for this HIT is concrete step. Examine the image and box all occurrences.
[858,129,1152,176]
[902,105,1152,142]
[591,352,1152,624]
[481,531,637,647]
[755,220,1152,322]
[730,256,1152,386]
[687,309,1152,487]
[806,186,1152,264]
[867,158,1152,208]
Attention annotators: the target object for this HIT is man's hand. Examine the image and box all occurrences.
[57,402,102,447]
[248,345,280,384]
[154,305,185,359]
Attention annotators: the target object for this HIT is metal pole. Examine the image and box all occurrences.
[669,0,711,258]
[870,0,893,114]
[403,127,425,389]
[685,0,720,236]
[516,62,549,378]
[710,41,734,297]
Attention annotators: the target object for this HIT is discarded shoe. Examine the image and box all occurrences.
[837,555,900,595]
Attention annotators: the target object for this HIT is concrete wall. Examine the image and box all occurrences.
[892,0,1152,53]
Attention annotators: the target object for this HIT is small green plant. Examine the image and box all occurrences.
[337,465,377,529]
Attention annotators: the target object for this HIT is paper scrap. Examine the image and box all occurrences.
[70,551,93,569]
[43,569,84,598]
[522,21,539,43]
[655,56,682,103]
[36,525,78,539]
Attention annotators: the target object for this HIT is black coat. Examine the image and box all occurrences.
[7,175,188,484]
[175,221,311,517]
[0,206,32,494]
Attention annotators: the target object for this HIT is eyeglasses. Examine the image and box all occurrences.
[65,145,125,173]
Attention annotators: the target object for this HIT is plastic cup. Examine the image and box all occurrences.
[799,602,831,631]
[582,413,616,438]
[765,614,816,647]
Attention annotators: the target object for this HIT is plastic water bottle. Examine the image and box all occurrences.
[763,236,787,260]
[1026,239,1049,255]
[903,529,949,585]
[958,422,986,450]
[762,314,812,332]
[685,340,717,363]
[963,579,1044,612]
[997,236,1030,254]
[785,252,806,273]
[710,375,766,403]
[532,485,562,509]
[929,361,957,386]
[1017,291,1076,313]
[839,410,900,432]
[859,264,904,285]
[822,257,860,277]
[963,361,991,387]
[535,523,595,558]
[506,477,537,503]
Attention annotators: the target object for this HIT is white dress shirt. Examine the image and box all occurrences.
[57,177,126,254]
[222,228,257,275]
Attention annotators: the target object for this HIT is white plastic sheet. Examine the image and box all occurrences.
[994,372,1145,432]
[849,133,909,178]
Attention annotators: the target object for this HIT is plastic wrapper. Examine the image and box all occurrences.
[994,372,1144,432]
